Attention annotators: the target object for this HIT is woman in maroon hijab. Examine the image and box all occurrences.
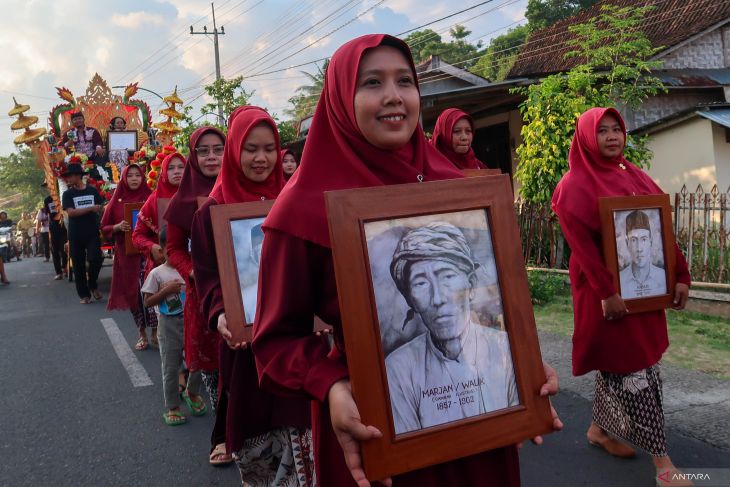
[552,108,691,486]
[132,152,186,276]
[100,164,155,349]
[192,106,313,486]
[430,108,486,170]
[252,34,561,487]
[281,148,298,180]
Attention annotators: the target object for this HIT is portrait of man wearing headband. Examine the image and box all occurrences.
[618,209,667,299]
[383,222,519,435]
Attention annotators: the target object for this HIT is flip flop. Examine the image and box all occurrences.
[182,391,207,416]
[80,297,91,304]
[134,337,149,351]
[163,410,187,426]
[92,289,103,300]
[149,336,159,348]
[209,443,233,465]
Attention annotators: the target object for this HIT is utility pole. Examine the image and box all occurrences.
[190,3,226,123]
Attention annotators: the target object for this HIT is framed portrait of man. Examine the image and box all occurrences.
[599,194,676,314]
[211,200,273,343]
[325,175,553,480]
[123,202,143,255]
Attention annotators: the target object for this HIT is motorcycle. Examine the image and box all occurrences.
[0,226,14,262]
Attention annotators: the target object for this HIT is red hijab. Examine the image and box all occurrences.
[430,108,485,170]
[210,106,284,204]
[165,126,226,230]
[280,149,297,181]
[264,34,463,247]
[139,152,186,232]
[552,107,665,226]
[101,164,152,227]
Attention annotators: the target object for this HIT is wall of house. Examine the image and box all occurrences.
[646,117,717,194]
[625,91,724,130]
[712,123,730,192]
[661,26,729,69]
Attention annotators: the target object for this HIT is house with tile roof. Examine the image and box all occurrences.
[507,0,730,193]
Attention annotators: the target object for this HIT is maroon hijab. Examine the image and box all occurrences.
[264,34,462,247]
[165,126,225,229]
[101,164,152,227]
[552,107,665,226]
[139,152,185,232]
[430,108,485,170]
[210,106,284,204]
[280,149,298,181]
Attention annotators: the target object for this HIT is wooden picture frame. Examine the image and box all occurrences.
[463,168,501,177]
[598,194,677,314]
[107,130,138,152]
[325,175,553,480]
[211,200,274,343]
[124,202,143,255]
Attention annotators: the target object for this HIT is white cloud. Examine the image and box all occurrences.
[112,11,166,28]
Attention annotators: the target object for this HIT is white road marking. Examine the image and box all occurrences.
[100,318,153,387]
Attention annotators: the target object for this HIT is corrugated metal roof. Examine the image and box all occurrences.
[697,108,730,128]
[656,69,730,87]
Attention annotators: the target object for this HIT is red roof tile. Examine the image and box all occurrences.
[508,0,730,78]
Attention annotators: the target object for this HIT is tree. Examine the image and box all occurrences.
[276,119,298,146]
[286,60,329,122]
[471,25,529,81]
[404,26,482,69]
[525,0,599,31]
[174,76,254,151]
[513,4,665,203]
[0,148,44,218]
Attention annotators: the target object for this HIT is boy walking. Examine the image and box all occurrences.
[141,228,206,425]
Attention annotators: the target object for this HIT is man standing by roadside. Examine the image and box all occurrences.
[42,182,67,279]
[61,163,104,303]
[35,205,50,262]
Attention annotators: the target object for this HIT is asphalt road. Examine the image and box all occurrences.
[0,257,728,487]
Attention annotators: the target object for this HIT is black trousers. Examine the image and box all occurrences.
[39,232,50,260]
[69,232,102,299]
[50,225,68,275]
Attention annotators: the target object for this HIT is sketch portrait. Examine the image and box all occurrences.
[614,208,667,299]
[364,210,520,436]
[230,217,265,324]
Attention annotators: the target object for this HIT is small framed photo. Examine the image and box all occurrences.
[599,194,676,313]
[211,201,273,343]
[325,175,553,480]
[107,130,138,151]
[124,202,143,255]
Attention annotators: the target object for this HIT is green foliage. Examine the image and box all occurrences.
[527,270,570,305]
[174,76,254,151]
[470,25,529,81]
[276,119,298,146]
[286,60,329,122]
[404,25,483,69]
[513,4,665,203]
[0,148,45,218]
[525,0,599,30]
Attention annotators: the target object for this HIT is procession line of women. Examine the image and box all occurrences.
[96,33,693,487]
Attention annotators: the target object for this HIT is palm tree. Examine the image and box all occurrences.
[286,59,329,121]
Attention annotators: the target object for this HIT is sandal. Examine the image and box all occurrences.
[149,335,159,348]
[209,443,233,465]
[182,391,207,416]
[80,297,91,304]
[163,409,187,426]
[92,289,103,300]
[134,337,149,351]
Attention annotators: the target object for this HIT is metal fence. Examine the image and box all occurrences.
[674,184,730,284]
[515,184,730,284]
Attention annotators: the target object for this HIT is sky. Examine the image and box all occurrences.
[0,0,527,155]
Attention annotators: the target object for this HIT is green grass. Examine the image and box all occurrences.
[532,296,730,380]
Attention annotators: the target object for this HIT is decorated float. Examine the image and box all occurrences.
[7,74,183,204]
